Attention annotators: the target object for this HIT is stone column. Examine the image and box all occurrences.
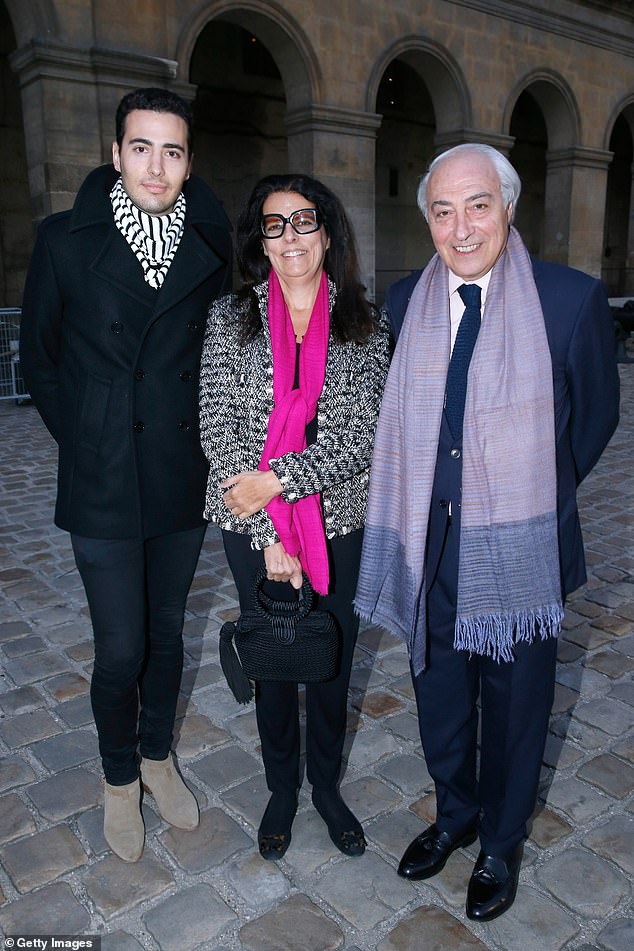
[11,40,178,221]
[285,105,382,299]
[544,147,613,276]
[624,163,634,295]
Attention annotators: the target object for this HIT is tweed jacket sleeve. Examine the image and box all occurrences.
[199,291,279,549]
[268,307,391,502]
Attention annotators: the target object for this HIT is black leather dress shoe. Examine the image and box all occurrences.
[466,845,523,921]
[398,823,478,880]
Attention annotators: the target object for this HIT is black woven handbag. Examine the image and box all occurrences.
[219,568,340,704]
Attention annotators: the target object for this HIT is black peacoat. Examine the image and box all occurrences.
[20,164,232,539]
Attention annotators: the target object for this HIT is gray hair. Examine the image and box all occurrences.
[417,143,521,223]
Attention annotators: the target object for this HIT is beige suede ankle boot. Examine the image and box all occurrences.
[103,778,144,862]
[141,754,199,830]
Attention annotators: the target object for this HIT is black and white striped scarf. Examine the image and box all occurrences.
[110,177,186,289]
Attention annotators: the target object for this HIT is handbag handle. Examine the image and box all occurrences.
[252,567,315,642]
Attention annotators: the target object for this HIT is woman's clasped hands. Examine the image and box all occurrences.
[221,469,303,589]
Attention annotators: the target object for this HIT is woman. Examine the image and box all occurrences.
[199,174,389,861]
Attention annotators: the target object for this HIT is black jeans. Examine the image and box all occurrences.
[223,529,362,794]
[72,526,206,785]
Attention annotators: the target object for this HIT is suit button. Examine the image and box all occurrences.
[133,421,144,433]
[111,321,124,334]
[179,420,190,431]
[179,370,192,382]
[135,369,145,381]
[187,320,199,331]
[450,448,461,459]
[439,499,448,508]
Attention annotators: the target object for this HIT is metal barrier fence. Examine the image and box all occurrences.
[0,308,29,402]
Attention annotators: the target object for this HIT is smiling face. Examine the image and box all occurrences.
[426,151,513,281]
[112,109,192,216]
[261,191,330,286]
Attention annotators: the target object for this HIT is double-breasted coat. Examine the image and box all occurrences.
[20,164,232,539]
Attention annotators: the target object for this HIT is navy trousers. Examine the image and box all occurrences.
[72,526,206,784]
[413,512,557,859]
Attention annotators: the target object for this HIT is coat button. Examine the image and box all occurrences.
[178,420,190,431]
[111,321,124,334]
[187,320,199,331]
[133,421,145,433]
[439,499,448,508]
[450,448,461,459]
[179,370,192,382]
[135,369,145,381]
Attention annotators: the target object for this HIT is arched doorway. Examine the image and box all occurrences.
[603,111,634,295]
[509,91,547,256]
[370,41,470,303]
[506,74,580,266]
[0,0,31,305]
[374,59,435,302]
[178,4,319,287]
[190,20,288,254]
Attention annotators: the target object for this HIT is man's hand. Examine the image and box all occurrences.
[264,542,303,589]
[221,469,283,518]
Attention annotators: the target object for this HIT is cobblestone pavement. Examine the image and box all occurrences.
[0,366,632,951]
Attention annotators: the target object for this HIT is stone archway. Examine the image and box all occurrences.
[175,0,320,114]
[508,91,548,256]
[505,70,611,275]
[2,0,55,43]
[175,2,321,284]
[0,0,31,305]
[177,2,383,295]
[189,20,289,251]
[176,0,321,194]
[368,37,471,301]
[603,100,634,295]
[506,71,580,263]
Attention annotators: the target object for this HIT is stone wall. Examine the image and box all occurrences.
[2,0,634,304]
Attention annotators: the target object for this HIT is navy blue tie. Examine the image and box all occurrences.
[445,283,482,439]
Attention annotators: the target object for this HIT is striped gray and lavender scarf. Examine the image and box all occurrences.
[110,177,186,289]
[355,227,563,675]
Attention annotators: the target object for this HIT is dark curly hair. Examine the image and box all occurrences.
[115,87,193,156]
[236,174,377,344]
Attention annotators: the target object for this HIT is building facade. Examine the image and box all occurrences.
[2,0,634,305]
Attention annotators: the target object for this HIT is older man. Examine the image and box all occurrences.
[356,144,619,920]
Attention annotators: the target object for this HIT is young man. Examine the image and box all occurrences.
[20,87,232,861]
[356,143,619,920]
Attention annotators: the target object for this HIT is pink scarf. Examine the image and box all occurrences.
[258,270,330,593]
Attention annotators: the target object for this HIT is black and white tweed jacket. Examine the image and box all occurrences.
[199,279,390,549]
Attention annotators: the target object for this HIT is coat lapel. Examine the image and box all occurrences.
[88,224,227,320]
[90,229,157,307]
[153,227,226,318]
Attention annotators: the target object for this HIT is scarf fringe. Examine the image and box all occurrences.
[453,603,564,662]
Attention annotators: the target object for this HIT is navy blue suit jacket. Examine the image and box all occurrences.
[384,260,620,600]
